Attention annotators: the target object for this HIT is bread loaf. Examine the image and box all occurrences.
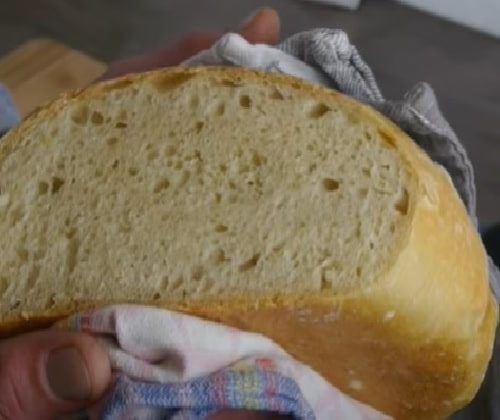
[0,68,496,419]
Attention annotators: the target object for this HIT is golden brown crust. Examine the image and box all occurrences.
[0,68,496,419]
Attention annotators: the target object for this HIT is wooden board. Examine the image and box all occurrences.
[0,38,106,118]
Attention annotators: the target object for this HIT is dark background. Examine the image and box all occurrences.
[0,0,498,224]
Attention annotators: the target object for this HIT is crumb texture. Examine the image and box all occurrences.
[0,73,411,317]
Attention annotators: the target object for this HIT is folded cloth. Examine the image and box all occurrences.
[56,306,389,420]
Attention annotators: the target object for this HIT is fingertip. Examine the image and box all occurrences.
[239,8,281,45]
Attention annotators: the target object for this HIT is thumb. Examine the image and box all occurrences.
[0,330,111,419]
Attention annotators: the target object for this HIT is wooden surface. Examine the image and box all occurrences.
[0,38,106,117]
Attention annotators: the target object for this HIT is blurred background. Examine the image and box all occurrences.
[0,0,498,224]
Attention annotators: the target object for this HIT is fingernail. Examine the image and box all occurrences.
[46,347,91,401]
[238,8,266,29]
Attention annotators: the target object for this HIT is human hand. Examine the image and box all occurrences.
[0,329,110,419]
[0,329,288,420]
[102,8,280,80]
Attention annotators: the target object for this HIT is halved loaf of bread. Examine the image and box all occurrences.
[0,68,496,419]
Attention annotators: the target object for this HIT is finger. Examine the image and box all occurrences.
[101,31,219,80]
[157,8,281,65]
[0,330,111,419]
[102,8,281,80]
[238,8,281,45]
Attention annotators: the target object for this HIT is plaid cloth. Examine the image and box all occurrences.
[102,364,316,419]
[58,306,388,420]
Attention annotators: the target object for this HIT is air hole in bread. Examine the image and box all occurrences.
[270,89,284,100]
[195,121,204,133]
[128,168,139,177]
[16,247,28,262]
[106,137,118,146]
[308,103,330,119]
[38,181,49,196]
[158,274,169,290]
[165,145,177,157]
[44,294,57,309]
[91,111,104,125]
[153,292,161,300]
[0,277,8,296]
[395,188,409,216]
[112,160,120,169]
[272,242,285,254]
[115,121,128,129]
[147,150,159,161]
[26,264,40,290]
[220,79,242,88]
[215,224,228,233]
[212,248,227,265]
[10,206,24,225]
[321,278,333,290]
[51,177,65,194]
[191,265,204,281]
[216,103,225,116]
[359,188,368,199]
[322,178,340,192]
[189,95,200,110]
[70,106,89,125]
[239,94,251,108]
[252,152,265,167]
[119,223,131,234]
[153,178,170,193]
[239,253,260,272]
